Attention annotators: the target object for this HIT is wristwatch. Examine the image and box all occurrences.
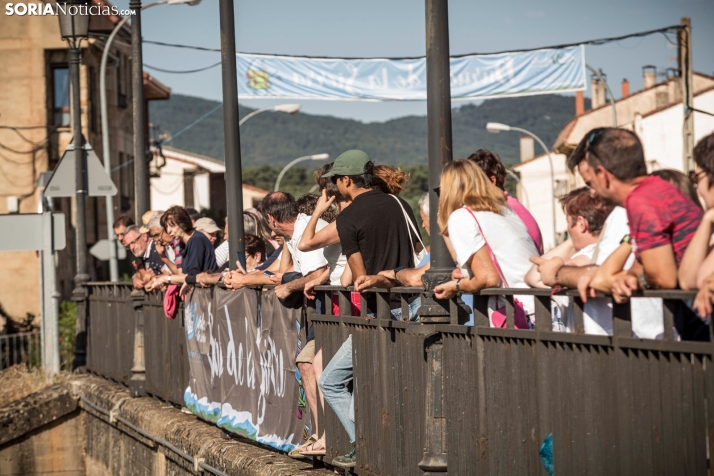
[393,266,406,281]
[455,278,462,293]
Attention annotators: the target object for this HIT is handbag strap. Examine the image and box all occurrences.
[389,194,425,255]
[462,207,510,288]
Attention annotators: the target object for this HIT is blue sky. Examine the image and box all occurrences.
[112,0,714,122]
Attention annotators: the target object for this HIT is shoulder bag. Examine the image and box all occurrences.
[390,195,427,267]
[463,207,529,329]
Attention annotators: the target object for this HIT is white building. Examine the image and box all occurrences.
[513,71,714,250]
[150,146,270,214]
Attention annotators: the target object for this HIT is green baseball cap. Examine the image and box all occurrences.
[320,149,371,178]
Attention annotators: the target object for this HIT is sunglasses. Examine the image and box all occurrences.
[689,169,708,185]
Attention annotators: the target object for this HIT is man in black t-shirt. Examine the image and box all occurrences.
[317,150,422,468]
[322,149,422,290]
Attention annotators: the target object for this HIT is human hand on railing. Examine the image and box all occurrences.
[577,266,599,303]
[451,268,463,280]
[314,189,336,217]
[693,275,714,318]
[196,272,211,288]
[304,279,320,300]
[529,256,564,287]
[224,271,244,290]
[354,275,390,292]
[269,273,283,284]
[610,271,638,303]
[179,283,192,299]
[145,274,167,292]
[434,280,457,300]
[133,273,144,290]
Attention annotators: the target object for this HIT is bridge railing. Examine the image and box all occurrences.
[310,285,712,476]
[85,281,713,475]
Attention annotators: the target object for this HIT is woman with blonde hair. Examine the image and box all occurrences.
[434,159,539,328]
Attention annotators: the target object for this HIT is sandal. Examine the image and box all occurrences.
[288,434,317,458]
[299,438,326,456]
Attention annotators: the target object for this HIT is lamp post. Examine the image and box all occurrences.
[57,0,90,369]
[487,122,557,249]
[274,153,329,191]
[240,104,301,127]
[99,0,200,282]
[586,64,617,127]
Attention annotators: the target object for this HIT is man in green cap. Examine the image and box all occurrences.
[318,149,423,468]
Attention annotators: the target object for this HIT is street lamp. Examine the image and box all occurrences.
[57,0,90,369]
[240,104,301,127]
[99,0,201,282]
[486,122,558,250]
[274,153,330,192]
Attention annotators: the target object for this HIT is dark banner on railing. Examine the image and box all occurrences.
[183,287,308,452]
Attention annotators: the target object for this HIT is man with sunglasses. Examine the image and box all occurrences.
[567,128,705,340]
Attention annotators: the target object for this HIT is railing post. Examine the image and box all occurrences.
[418,0,453,471]
[130,289,146,397]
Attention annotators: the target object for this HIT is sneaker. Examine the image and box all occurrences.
[332,446,356,468]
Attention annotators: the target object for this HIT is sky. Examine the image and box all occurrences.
[109,0,714,123]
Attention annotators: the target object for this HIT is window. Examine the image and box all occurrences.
[52,66,70,126]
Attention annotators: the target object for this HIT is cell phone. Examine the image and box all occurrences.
[235,251,246,271]
[264,271,275,277]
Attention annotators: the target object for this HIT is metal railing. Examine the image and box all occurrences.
[310,285,711,476]
[0,330,41,370]
[84,281,713,475]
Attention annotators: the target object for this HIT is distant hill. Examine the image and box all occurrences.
[149,93,589,167]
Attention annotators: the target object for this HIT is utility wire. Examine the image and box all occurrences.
[144,61,222,74]
[143,24,683,60]
[160,103,223,144]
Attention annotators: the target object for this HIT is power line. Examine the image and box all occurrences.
[144,61,222,74]
[143,24,683,60]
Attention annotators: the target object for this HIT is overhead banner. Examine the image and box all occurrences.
[183,287,309,452]
[236,45,585,101]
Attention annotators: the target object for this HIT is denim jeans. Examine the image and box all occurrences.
[318,335,355,443]
[390,296,422,321]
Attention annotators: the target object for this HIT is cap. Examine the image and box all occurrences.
[320,150,370,178]
[195,217,221,234]
[141,209,158,225]
[139,225,150,234]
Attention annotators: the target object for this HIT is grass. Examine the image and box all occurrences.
[0,365,69,407]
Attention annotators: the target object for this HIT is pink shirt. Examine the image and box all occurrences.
[505,192,543,255]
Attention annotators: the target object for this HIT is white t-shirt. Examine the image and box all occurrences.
[562,206,663,338]
[286,214,335,276]
[448,206,539,318]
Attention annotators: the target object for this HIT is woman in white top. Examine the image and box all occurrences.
[434,159,539,324]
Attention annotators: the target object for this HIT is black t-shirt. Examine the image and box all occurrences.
[336,189,421,275]
[183,232,218,277]
[143,240,166,275]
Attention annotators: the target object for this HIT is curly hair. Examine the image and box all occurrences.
[314,163,346,202]
[559,187,613,236]
[373,165,410,195]
[467,149,507,190]
[297,193,337,223]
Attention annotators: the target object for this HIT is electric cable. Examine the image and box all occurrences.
[144,61,222,74]
[143,24,683,60]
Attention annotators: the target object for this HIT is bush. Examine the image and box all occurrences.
[59,301,76,371]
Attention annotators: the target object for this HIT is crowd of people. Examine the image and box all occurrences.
[111,127,714,468]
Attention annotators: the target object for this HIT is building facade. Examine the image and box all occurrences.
[0,0,169,324]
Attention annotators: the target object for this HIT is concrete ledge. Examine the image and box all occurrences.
[68,375,332,476]
[0,382,78,446]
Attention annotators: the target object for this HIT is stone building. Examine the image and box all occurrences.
[0,0,170,324]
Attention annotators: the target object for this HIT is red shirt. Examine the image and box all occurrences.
[625,176,702,266]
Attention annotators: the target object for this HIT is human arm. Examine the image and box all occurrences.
[639,244,678,289]
[434,246,501,300]
[524,239,576,288]
[274,266,328,300]
[340,262,353,287]
[679,208,714,289]
[693,274,714,318]
[304,267,331,300]
[298,190,339,252]
[196,271,223,287]
[377,262,431,287]
[155,241,180,275]
[587,242,633,294]
[225,269,273,290]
